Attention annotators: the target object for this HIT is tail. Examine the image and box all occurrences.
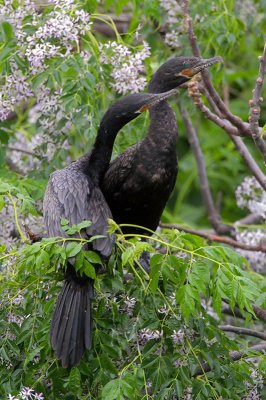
[50,269,94,368]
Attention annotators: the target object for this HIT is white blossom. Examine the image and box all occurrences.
[235,229,266,273]
[159,0,182,25]
[138,328,162,345]
[0,62,34,120]
[121,295,136,316]
[235,177,266,219]
[164,31,181,48]
[99,41,151,94]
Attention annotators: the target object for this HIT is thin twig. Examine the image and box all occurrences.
[248,44,266,162]
[193,343,266,376]
[180,106,233,235]
[187,79,266,191]
[7,146,37,157]
[236,213,263,226]
[219,325,266,340]
[160,222,266,252]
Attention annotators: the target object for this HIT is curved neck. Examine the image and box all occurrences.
[85,120,122,183]
[147,101,177,147]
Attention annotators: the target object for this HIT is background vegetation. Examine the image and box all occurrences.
[0,0,265,399]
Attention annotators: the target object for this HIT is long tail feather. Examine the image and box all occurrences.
[50,268,94,368]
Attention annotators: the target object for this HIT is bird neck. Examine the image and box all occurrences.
[87,122,119,183]
[147,101,178,149]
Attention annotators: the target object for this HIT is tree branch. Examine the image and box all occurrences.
[223,298,266,323]
[180,106,233,235]
[219,325,266,341]
[248,44,266,162]
[182,0,266,189]
[159,222,266,252]
[187,79,266,191]
[193,343,266,377]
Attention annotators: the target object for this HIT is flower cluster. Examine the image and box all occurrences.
[0,0,37,44]
[242,368,264,400]
[235,229,266,273]
[0,0,91,120]
[138,328,162,345]
[0,62,34,120]
[120,295,136,316]
[25,0,91,73]
[171,328,195,345]
[235,176,266,219]
[235,0,264,25]
[159,0,183,48]
[7,387,44,400]
[99,41,151,94]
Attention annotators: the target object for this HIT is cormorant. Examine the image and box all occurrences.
[102,57,221,237]
[43,89,178,368]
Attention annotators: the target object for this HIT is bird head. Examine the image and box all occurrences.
[101,88,179,130]
[148,56,223,92]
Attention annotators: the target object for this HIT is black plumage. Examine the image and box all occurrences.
[101,56,222,236]
[43,89,178,368]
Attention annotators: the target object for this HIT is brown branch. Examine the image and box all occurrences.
[188,79,266,191]
[159,222,266,252]
[188,80,241,136]
[180,106,233,235]
[253,305,266,323]
[182,0,266,189]
[193,343,266,377]
[248,44,266,162]
[223,298,266,323]
[221,304,246,320]
[219,325,266,341]
[236,213,263,226]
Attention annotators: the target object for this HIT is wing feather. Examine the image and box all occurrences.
[43,164,114,257]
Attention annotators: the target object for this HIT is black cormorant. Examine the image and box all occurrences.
[101,57,221,236]
[43,89,178,368]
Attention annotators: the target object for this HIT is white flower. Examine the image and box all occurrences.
[236,176,266,219]
[100,41,151,94]
[138,328,162,345]
[235,228,266,273]
[164,31,181,48]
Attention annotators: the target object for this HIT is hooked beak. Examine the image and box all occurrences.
[179,56,223,78]
[136,88,179,113]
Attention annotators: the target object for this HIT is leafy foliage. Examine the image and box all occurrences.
[0,0,265,399]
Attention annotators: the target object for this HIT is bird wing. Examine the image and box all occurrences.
[43,166,114,257]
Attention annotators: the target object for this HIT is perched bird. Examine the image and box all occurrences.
[43,89,178,368]
[101,57,222,237]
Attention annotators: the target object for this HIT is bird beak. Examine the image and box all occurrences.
[137,88,179,113]
[178,56,223,78]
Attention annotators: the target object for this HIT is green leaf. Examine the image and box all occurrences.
[82,260,96,279]
[101,379,124,400]
[68,367,81,395]
[76,220,92,230]
[84,250,101,264]
[65,242,83,258]
[0,22,14,41]
[149,263,160,293]
[60,218,69,226]
[121,246,134,267]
